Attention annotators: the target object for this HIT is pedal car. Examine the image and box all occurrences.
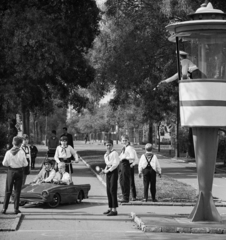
[20,159,90,208]
[20,182,90,208]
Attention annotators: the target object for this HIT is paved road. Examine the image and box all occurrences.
[1,141,226,240]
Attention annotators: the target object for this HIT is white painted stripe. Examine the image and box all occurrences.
[18,230,141,233]
[180,106,226,126]
[180,81,226,101]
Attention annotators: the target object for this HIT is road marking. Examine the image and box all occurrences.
[18,230,141,233]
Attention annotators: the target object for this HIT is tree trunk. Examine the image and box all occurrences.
[148,120,153,144]
[157,123,160,152]
[22,105,30,136]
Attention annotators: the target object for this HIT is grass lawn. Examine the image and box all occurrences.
[78,149,197,202]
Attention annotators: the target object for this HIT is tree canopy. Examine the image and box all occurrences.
[0,0,101,123]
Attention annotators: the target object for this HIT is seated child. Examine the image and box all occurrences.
[53,162,71,185]
[31,159,56,184]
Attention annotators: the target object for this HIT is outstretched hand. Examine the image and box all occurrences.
[153,80,165,91]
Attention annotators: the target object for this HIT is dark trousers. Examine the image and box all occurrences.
[31,157,36,169]
[3,167,23,211]
[106,168,118,208]
[119,160,130,201]
[143,166,156,200]
[130,166,136,199]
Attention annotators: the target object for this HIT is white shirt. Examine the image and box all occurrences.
[104,150,120,172]
[54,145,79,163]
[3,149,28,168]
[33,168,56,183]
[53,171,70,185]
[21,145,31,162]
[138,153,161,174]
[119,145,139,166]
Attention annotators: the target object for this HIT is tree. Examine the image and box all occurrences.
[0,0,101,134]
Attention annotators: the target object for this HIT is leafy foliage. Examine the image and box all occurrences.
[0,0,101,121]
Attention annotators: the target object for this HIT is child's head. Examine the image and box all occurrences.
[145,143,152,153]
[121,135,129,146]
[13,136,23,147]
[60,136,68,146]
[23,134,29,145]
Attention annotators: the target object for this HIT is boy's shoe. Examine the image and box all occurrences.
[152,199,158,202]
[131,198,137,201]
[142,199,148,202]
[107,211,118,216]
[1,209,6,214]
[118,198,129,203]
[14,210,21,214]
[103,209,111,215]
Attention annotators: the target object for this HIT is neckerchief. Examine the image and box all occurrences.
[44,170,50,179]
[10,146,21,156]
[61,146,67,154]
[105,149,115,158]
[121,143,130,154]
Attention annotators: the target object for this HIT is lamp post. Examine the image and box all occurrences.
[166,2,226,222]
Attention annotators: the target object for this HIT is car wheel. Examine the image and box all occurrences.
[47,193,61,208]
[77,191,83,204]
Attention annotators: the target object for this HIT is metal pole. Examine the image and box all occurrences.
[176,37,180,158]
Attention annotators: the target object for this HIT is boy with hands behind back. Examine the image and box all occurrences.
[138,143,161,202]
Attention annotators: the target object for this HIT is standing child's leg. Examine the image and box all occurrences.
[13,170,23,212]
[2,169,15,212]
[143,168,150,201]
[150,169,157,201]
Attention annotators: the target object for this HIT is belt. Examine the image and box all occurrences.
[121,159,129,163]
[59,158,71,163]
[8,167,23,171]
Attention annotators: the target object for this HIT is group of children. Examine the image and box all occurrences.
[102,136,161,217]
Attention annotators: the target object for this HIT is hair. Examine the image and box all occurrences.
[60,136,68,141]
[121,135,129,141]
[52,130,56,134]
[145,143,153,152]
[23,134,29,140]
[63,127,67,131]
[44,158,53,165]
[105,139,113,145]
[180,54,187,59]
[13,136,23,147]
[58,162,66,168]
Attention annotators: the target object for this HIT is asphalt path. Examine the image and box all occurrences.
[1,141,226,240]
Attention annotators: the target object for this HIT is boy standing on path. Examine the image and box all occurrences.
[1,136,28,214]
[21,134,31,185]
[118,135,138,203]
[102,139,120,216]
[138,143,161,202]
[30,141,38,169]
[48,130,59,158]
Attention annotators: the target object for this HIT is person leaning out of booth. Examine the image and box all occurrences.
[54,136,79,173]
[158,50,206,87]
[138,143,161,202]
[53,162,71,185]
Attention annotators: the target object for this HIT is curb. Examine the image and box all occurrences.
[130,212,226,234]
[122,202,226,207]
[80,157,226,207]
[0,213,22,231]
